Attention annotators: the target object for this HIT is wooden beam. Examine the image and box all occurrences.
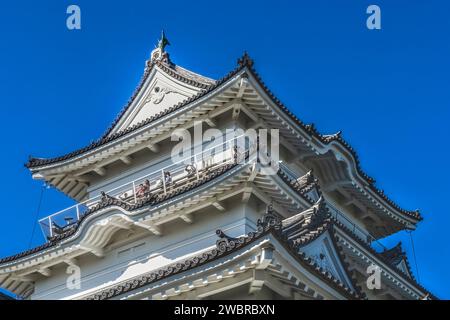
[94,167,106,176]
[212,200,226,212]
[71,183,86,199]
[61,180,77,194]
[232,103,241,120]
[242,184,253,203]
[64,258,78,267]
[120,156,132,165]
[180,213,194,224]
[248,163,258,182]
[240,103,260,123]
[79,244,105,258]
[37,267,52,277]
[204,117,216,127]
[73,183,88,200]
[147,144,160,153]
[134,222,162,236]
[236,77,248,98]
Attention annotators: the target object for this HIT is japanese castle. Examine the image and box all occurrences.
[0,33,435,300]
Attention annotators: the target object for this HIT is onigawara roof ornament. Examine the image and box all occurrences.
[150,30,172,64]
[157,30,170,51]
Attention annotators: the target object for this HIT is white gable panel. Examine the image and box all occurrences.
[300,232,354,290]
[111,66,204,135]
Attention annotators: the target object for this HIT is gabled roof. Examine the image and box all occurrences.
[380,242,415,279]
[102,54,216,138]
[0,161,239,264]
[24,50,422,223]
[3,158,435,299]
[25,55,218,169]
[85,201,363,300]
[0,161,320,266]
[333,219,437,300]
[281,196,331,245]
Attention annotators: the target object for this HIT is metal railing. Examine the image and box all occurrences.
[39,138,387,252]
[39,135,257,240]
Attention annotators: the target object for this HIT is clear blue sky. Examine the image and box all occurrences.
[0,0,448,299]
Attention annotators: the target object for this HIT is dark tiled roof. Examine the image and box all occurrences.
[102,56,214,139]
[320,131,422,221]
[25,52,423,222]
[243,63,422,221]
[381,242,406,265]
[0,163,239,264]
[329,228,366,299]
[3,156,320,265]
[25,58,245,169]
[86,202,362,300]
[333,218,437,300]
[380,242,415,279]
[281,197,331,245]
[277,169,320,204]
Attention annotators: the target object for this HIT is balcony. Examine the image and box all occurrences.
[39,136,256,240]
[38,137,386,252]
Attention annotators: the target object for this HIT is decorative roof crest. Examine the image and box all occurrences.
[237,51,254,68]
[150,30,172,64]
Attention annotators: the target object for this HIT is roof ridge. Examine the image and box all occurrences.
[1,162,240,264]
[25,56,249,169]
[85,202,361,300]
[25,51,422,222]
[332,218,437,299]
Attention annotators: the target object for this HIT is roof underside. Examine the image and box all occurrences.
[24,51,422,226]
[0,162,434,300]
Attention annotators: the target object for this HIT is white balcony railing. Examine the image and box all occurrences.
[39,135,257,240]
[38,136,387,252]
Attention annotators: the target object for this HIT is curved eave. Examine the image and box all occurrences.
[25,63,245,171]
[0,161,320,269]
[85,223,361,300]
[240,66,422,225]
[333,221,437,300]
[26,53,422,225]
[1,162,247,269]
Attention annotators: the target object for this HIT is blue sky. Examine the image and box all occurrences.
[0,0,449,298]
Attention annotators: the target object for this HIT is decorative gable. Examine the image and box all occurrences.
[116,69,198,131]
[106,32,215,137]
[300,232,355,290]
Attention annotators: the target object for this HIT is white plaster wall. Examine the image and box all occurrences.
[31,200,261,300]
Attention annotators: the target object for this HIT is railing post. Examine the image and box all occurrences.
[48,216,53,238]
[194,155,200,180]
[162,169,166,194]
[76,204,80,221]
[132,181,137,203]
